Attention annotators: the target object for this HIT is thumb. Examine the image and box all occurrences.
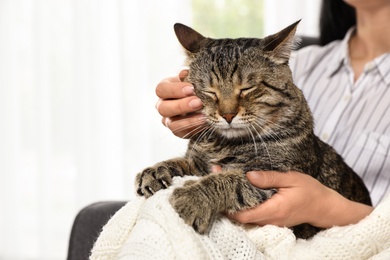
[246,171,295,189]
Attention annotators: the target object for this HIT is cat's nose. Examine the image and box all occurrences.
[222,113,236,124]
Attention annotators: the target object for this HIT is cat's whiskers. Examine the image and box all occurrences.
[252,121,283,145]
[170,118,213,160]
[172,118,207,138]
[244,115,280,142]
[207,124,218,138]
[245,126,259,156]
[252,115,296,143]
[181,123,209,139]
[246,123,277,170]
[249,124,274,170]
[262,137,274,171]
[187,125,215,160]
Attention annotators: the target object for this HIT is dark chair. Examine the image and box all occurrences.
[66,36,319,260]
[67,201,127,260]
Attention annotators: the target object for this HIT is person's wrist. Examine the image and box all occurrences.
[314,188,348,228]
[310,187,373,228]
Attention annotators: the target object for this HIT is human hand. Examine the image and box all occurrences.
[228,171,373,229]
[155,70,206,138]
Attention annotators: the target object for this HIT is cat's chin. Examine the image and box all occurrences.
[217,128,248,139]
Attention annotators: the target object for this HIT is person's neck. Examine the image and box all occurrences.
[348,6,390,81]
[350,7,390,61]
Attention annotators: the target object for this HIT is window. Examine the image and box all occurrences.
[192,0,264,38]
[191,0,320,38]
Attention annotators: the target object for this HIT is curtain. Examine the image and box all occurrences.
[0,0,191,259]
[0,0,319,259]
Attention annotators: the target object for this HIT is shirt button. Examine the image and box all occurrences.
[321,133,329,141]
[343,95,351,102]
[365,62,375,71]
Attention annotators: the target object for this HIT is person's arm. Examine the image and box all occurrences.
[155,70,205,138]
[228,171,374,228]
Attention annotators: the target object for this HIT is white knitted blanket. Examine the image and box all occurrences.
[90,177,390,260]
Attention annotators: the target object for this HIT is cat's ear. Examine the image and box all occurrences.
[174,23,207,53]
[263,20,301,64]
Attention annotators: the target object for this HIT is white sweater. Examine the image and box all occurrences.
[90,177,390,260]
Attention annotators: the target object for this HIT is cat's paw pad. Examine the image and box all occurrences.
[136,166,173,198]
[169,185,215,234]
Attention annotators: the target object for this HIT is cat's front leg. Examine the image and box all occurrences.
[136,157,195,198]
[170,171,276,234]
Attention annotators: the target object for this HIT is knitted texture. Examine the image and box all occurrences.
[90,177,390,260]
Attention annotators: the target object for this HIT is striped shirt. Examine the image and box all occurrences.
[290,28,390,206]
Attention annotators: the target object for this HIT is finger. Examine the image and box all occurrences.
[156,96,203,118]
[246,171,300,189]
[156,81,195,99]
[162,113,206,139]
[156,74,193,100]
[168,113,206,138]
[228,196,283,225]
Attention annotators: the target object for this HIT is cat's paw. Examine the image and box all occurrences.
[136,166,173,198]
[169,183,216,234]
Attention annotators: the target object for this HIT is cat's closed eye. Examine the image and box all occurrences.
[203,91,218,101]
[239,86,257,97]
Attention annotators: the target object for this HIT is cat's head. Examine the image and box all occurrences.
[174,21,310,139]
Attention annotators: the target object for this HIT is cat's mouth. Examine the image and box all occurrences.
[214,122,249,138]
[218,123,244,129]
[207,115,257,138]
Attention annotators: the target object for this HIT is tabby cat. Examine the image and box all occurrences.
[136,21,372,239]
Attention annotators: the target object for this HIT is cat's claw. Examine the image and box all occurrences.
[169,183,216,234]
[136,166,173,198]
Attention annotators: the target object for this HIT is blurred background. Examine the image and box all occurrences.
[0,0,320,259]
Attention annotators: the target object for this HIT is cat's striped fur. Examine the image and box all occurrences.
[136,21,371,239]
